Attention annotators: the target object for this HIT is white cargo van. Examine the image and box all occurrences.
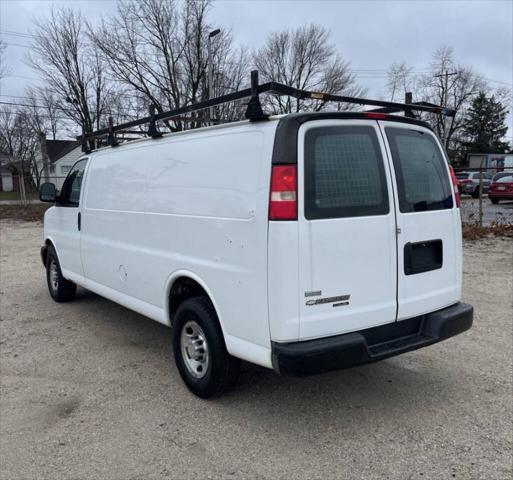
[39,78,473,397]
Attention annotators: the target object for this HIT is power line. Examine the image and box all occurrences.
[0,29,34,39]
[0,41,440,76]
[0,91,165,103]
[1,29,512,82]
[485,78,513,87]
[3,42,32,48]
[6,32,508,85]
[0,101,115,118]
[0,99,192,120]
[3,28,511,91]
[4,74,41,81]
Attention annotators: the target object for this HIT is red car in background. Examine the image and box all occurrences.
[488,172,513,204]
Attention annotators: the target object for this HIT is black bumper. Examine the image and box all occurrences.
[272,302,473,375]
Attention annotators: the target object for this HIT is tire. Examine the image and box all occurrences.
[490,198,499,204]
[471,187,480,199]
[45,246,77,302]
[172,297,240,398]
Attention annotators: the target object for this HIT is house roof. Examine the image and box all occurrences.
[54,143,83,167]
[45,140,78,163]
[54,141,81,163]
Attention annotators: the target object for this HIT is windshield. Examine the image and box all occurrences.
[493,172,513,182]
[385,128,453,212]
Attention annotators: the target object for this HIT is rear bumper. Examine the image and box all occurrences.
[489,190,513,199]
[461,184,476,194]
[271,302,473,375]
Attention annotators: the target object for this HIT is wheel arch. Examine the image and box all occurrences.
[165,271,226,336]
[42,236,59,265]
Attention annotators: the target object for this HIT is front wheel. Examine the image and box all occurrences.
[471,187,480,199]
[490,198,499,204]
[172,297,240,398]
[46,246,77,302]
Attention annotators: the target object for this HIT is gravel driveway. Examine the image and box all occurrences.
[1,220,512,480]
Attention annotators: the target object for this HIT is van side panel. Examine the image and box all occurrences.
[81,124,278,367]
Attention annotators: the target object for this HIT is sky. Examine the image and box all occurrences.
[0,0,512,137]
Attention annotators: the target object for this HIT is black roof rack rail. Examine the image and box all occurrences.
[78,69,456,152]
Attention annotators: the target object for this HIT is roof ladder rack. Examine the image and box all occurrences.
[147,104,163,138]
[107,116,119,147]
[78,69,456,152]
[245,70,268,121]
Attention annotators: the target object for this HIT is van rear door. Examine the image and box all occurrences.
[297,120,397,340]
[380,122,461,320]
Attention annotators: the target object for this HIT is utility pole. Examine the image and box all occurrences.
[208,28,221,125]
[433,71,458,147]
[39,132,49,183]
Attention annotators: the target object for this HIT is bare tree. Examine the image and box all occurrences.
[90,0,249,130]
[22,87,62,140]
[0,107,39,184]
[27,7,111,135]
[386,47,487,155]
[253,24,363,114]
[417,47,486,152]
[386,62,415,101]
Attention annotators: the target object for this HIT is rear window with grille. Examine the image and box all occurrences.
[304,126,389,219]
[386,128,453,212]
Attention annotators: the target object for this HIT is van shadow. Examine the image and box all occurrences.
[71,287,458,434]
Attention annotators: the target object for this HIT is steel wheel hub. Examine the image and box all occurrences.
[49,260,59,292]
[180,320,209,379]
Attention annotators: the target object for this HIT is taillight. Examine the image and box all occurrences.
[269,164,297,220]
[449,166,460,208]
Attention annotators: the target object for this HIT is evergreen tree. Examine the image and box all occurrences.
[462,92,510,153]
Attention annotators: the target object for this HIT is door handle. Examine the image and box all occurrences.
[78,212,81,231]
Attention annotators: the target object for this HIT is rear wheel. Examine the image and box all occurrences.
[46,246,76,302]
[472,187,480,199]
[490,198,499,204]
[172,297,240,398]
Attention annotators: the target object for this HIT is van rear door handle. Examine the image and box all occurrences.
[78,211,81,231]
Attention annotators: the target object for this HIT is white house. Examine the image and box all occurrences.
[0,152,27,194]
[35,139,82,189]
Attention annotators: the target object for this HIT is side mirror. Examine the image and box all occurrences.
[39,182,57,203]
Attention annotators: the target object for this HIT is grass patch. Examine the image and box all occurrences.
[0,191,38,201]
[462,219,513,240]
[0,204,51,222]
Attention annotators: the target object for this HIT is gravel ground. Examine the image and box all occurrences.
[1,220,512,480]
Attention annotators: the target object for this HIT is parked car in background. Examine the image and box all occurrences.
[455,171,492,198]
[488,173,513,204]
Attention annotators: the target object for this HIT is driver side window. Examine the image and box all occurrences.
[59,158,87,207]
